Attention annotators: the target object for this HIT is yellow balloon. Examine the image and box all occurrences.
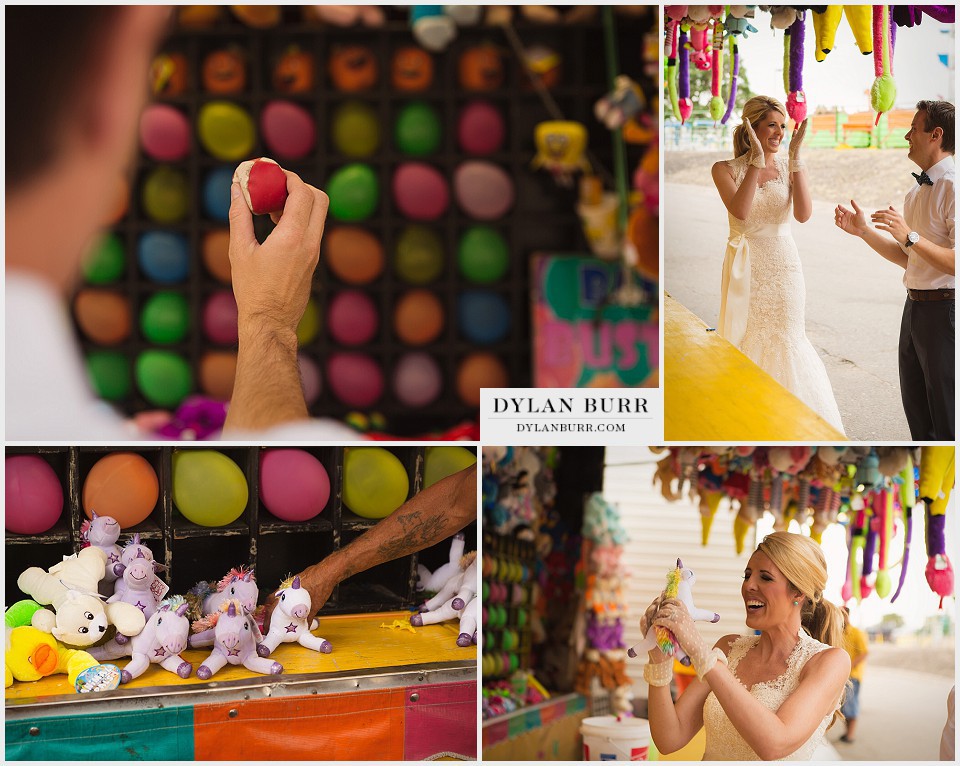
[343,447,409,519]
[423,446,477,489]
[172,450,248,527]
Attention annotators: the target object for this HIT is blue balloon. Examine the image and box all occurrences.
[137,231,189,283]
[203,166,234,222]
[457,290,510,344]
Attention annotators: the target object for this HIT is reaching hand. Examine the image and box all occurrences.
[870,205,911,244]
[228,171,329,339]
[743,118,765,169]
[789,118,807,172]
[835,200,868,237]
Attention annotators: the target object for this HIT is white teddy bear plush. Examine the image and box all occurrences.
[17,547,146,647]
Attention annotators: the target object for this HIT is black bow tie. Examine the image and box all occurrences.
[912,171,934,186]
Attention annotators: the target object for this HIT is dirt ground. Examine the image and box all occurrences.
[665,147,920,209]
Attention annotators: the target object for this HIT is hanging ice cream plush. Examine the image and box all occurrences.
[531,121,592,186]
[871,4,896,125]
[627,558,719,661]
[811,6,873,62]
[785,12,807,125]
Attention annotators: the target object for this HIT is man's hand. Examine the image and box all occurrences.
[870,205,911,245]
[835,199,868,237]
[228,171,328,338]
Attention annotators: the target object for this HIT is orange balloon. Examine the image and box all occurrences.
[325,226,384,284]
[393,289,444,346]
[73,289,132,345]
[456,352,508,406]
[82,453,159,528]
[202,229,232,284]
[199,351,237,400]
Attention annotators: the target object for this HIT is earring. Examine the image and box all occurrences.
[793,600,800,606]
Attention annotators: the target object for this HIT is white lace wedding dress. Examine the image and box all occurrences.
[702,630,839,761]
[718,153,845,434]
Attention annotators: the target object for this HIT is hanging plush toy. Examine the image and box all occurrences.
[785,12,807,124]
[870,4,896,125]
[920,446,954,608]
[891,457,916,603]
[709,17,725,122]
[665,19,681,121]
[678,28,693,124]
[627,558,720,661]
[721,36,740,125]
[531,121,592,186]
[688,23,713,71]
[812,5,874,61]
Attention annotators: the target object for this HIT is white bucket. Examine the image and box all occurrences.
[580,715,651,761]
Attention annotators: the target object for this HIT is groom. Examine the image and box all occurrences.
[836,100,955,441]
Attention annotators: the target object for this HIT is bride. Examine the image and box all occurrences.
[641,532,850,760]
[712,95,844,433]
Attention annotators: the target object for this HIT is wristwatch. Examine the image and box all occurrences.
[904,231,920,248]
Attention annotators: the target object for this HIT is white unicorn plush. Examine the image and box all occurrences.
[258,576,331,655]
[627,558,720,663]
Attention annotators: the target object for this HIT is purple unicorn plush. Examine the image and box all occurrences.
[108,549,167,620]
[196,599,282,680]
[187,566,261,649]
[89,596,192,683]
[114,533,155,580]
[80,511,123,596]
[259,576,332,655]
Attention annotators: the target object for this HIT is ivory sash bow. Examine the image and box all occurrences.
[718,222,792,346]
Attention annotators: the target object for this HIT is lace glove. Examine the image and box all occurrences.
[638,595,678,684]
[743,118,765,169]
[788,118,807,173]
[653,602,727,681]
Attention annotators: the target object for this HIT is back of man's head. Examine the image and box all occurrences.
[5,7,124,189]
[917,100,955,155]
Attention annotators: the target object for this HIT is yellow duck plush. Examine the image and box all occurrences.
[5,625,100,689]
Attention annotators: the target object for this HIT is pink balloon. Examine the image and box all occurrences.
[453,161,515,220]
[298,353,322,405]
[457,101,505,155]
[202,290,239,345]
[328,290,379,345]
[393,352,442,407]
[327,352,384,407]
[259,449,330,522]
[140,104,191,162]
[392,162,450,221]
[6,455,64,534]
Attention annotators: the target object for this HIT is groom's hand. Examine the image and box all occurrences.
[870,205,910,244]
[835,200,867,237]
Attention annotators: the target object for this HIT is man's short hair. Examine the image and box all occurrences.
[916,100,955,155]
[5,8,122,188]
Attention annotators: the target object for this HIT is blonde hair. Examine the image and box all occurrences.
[756,531,847,728]
[733,96,787,158]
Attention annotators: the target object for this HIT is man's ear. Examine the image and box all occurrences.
[931,126,944,146]
[74,6,172,158]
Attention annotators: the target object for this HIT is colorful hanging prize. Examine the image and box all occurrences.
[678,27,692,124]
[786,12,807,124]
[709,17,725,122]
[871,4,896,125]
[665,19,681,121]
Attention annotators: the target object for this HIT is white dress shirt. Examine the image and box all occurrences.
[902,155,955,290]
[5,270,359,442]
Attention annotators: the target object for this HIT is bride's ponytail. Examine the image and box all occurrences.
[801,595,844,649]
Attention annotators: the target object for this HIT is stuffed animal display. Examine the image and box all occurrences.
[17,547,146,647]
[196,600,282,680]
[410,552,478,647]
[259,576,332,655]
[187,566,262,648]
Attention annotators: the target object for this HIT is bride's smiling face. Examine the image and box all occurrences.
[741,550,800,629]
[752,110,787,154]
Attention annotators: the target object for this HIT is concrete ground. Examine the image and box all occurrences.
[664,181,911,441]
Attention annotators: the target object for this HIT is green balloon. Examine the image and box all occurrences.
[343,447,409,519]
[82,233,125,284]
[86,351,131,401]
[140,291,190,344]
[394,101,441,157]
[327,163,379,222]
[423,446,477,488]
[135,350,193,408]
[172,450,248,527]
[332,101,380,157]
[142,166,189,224]
[197,101,256,161]
[457,226,509,284]
[394,225,444,284]
[297,297,321,345]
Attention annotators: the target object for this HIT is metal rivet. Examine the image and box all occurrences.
[409,692,420,702]
[228,709,238,718]
[29,727,40,737]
